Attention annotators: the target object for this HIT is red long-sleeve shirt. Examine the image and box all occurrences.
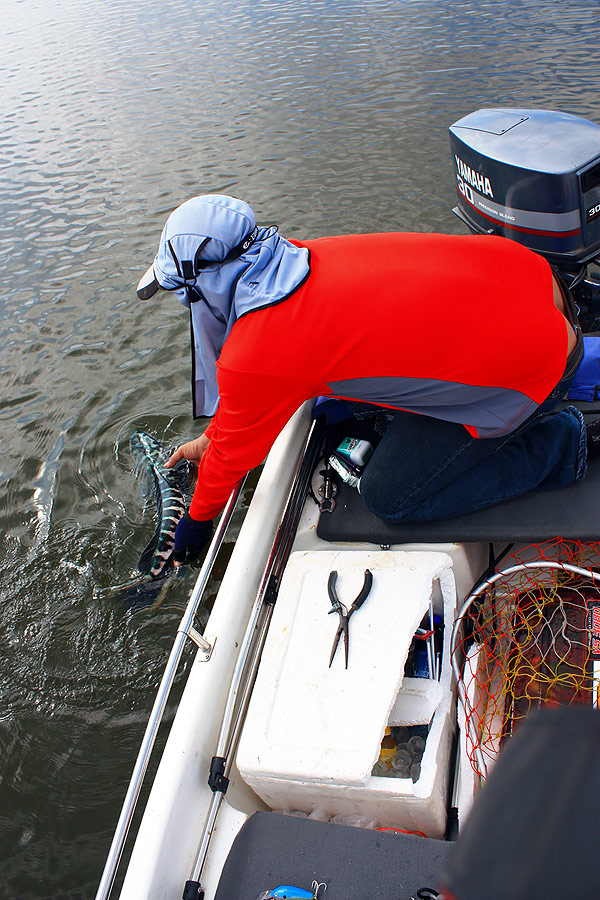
[189,233,568,520]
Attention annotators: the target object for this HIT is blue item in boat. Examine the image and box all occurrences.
[256,886,316,899]
[566,335,600,401]
[411,640,431,679]
[311,396,353,425]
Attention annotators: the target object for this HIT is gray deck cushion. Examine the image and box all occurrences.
[317,402,600,545]
[317,456,600,544]
[214,811,451,900]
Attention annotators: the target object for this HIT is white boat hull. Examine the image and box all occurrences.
[120,403,489,899]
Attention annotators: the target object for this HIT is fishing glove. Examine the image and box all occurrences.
[173,512,213,564]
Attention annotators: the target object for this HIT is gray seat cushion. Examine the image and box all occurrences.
[317,403,600,545]
[317,456,600,544]
[214,811,451,900]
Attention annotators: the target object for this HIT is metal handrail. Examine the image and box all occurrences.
[95,479,246,900]
[185,418,323,895]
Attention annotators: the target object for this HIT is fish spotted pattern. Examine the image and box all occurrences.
[129,431,192,578]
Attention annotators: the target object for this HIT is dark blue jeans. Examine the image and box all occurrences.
[359,404,587,522]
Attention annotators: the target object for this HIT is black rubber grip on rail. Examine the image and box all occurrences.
[208,756,230,794]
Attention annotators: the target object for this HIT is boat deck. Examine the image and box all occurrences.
[214,811,452,900]
[113,400,600,900]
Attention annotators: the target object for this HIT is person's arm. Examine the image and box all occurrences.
[193,366,312,518]
[169,365,313,562]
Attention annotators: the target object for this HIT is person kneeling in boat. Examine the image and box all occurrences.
[136,194,594,564]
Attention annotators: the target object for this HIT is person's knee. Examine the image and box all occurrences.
[359,465,405,521]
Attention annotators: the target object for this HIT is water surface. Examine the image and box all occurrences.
[1,0,599,896]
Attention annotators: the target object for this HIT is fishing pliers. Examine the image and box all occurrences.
[327,568,373,669]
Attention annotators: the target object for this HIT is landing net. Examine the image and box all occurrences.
[451,539,600,779]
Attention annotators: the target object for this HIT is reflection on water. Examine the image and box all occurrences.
[1,0,599,895]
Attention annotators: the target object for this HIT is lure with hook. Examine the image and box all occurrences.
[256,881,327,899]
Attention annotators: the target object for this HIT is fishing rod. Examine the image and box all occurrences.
[95,478,246,900]
[183,417,324,900]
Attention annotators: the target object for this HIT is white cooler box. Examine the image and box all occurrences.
[237,549,457,838]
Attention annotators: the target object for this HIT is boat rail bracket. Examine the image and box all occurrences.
[264,573,279,606]
[208,756,229,794]
[186,626,216,661]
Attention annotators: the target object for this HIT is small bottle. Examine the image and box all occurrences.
[328,454,360,488]
[379,732,396,763]
[388,767,411,779]
[390,748,412,777]
[410,640,431,679]
[335,437,374,467]
[407,735,426,761]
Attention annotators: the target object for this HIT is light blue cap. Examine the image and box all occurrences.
[137,195,257,299]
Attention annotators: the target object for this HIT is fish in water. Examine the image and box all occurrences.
[129,430,194,579]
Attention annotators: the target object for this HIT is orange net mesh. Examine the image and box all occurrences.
[453,539,600,778]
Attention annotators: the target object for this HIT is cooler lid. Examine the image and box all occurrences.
[237,550,455,787]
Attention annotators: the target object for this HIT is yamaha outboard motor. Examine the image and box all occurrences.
[449,108,600,328]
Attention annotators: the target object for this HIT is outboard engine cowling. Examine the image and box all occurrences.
[449,107,600,325]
